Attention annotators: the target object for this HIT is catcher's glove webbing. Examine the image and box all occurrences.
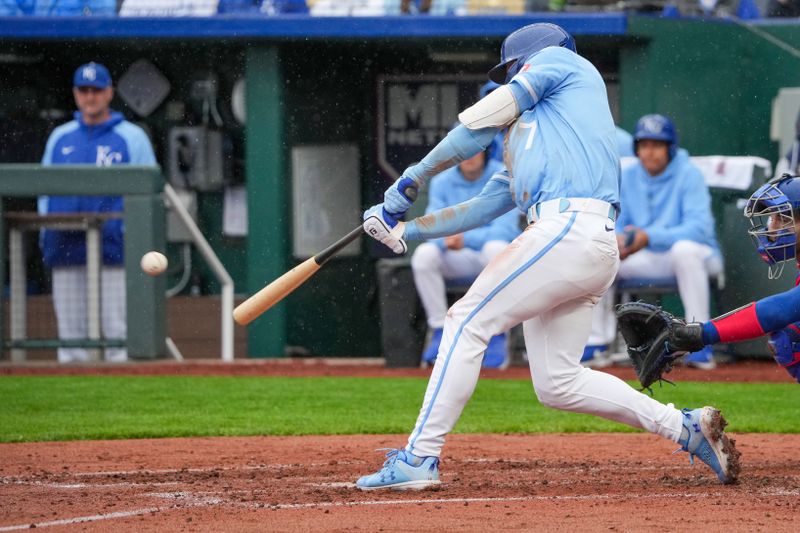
[616,302,704,391]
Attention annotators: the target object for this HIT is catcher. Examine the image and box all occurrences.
[618,173,800,389]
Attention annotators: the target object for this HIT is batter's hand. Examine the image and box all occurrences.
[383,176,419,218]
[363,205,407,255]
[444,234,464,250]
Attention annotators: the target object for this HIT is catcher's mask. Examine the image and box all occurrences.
[744,173,800,279]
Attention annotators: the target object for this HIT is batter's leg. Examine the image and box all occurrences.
[405,213,620,457]
[525,297,684,441]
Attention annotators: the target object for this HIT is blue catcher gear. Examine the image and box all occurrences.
[744,173,800,279]
[633,114,678,160]
[488,23,576,84]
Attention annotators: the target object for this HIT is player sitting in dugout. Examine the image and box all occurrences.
[664,173,800,382]
[413,146,521,369]
[585,114,723,371]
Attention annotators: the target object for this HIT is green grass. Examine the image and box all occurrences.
[0,375,797,442]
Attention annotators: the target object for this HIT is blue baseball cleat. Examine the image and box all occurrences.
[356,449,440,491]
[677,406,741,484]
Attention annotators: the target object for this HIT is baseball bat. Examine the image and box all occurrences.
[233,225,363,326]
[233,185,417,326]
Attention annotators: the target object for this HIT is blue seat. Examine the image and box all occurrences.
[613,273,724,358]
[616,272,725,306]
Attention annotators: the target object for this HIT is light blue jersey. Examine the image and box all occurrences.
[503,47,619,213]
[403,46,619,242]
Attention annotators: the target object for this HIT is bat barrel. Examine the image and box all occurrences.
[233,225,364,326]
[232,257,319,325]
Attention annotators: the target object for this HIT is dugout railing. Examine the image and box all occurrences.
[0,165,234,362]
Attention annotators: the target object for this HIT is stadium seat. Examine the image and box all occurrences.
[218,0,309,14]
[467,0,524,13]
[0,0,117,16]
[260,0,310,13]
[616,271,725,307]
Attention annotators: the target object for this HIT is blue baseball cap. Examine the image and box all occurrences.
[73,62,112,89]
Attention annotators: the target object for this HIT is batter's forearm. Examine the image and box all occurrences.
[403,125,500,187]
[404,179,515,241]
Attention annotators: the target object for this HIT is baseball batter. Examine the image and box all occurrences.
[359,23,739,490]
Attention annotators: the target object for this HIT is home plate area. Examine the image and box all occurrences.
[1,433,798,531]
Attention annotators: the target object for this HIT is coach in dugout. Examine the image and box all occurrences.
[38,62,157,363]
[586,114,723,370]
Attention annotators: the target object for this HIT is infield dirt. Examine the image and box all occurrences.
[0,360,797,532]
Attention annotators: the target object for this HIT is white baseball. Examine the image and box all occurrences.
[140,251,168,276]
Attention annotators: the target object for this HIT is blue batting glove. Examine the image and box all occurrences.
[383,176,419,216]
[363,204,401,228]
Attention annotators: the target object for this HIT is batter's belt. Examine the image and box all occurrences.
[527,198,617,225]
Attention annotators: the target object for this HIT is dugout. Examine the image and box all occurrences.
[1,14,799,360]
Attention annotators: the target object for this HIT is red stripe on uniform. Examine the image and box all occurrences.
[711,303,765,343]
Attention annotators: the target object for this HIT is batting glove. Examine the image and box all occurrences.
[383,176,419,217]
[363,205,407,255]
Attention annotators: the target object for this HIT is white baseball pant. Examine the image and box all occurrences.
[52,266,127,363]
[587,240,723,346]
[404,199,685,458]
[411,240,509,329]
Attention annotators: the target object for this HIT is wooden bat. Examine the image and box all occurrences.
[232,225,363,326]
[234,186,417,326]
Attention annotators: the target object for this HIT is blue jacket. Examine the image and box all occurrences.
[616,148,718,253]
[425,159,520,251]
[39,111,157,268]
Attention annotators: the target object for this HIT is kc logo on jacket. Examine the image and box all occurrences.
[96,145,123,166]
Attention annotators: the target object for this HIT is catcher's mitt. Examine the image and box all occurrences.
[616,302,693,390]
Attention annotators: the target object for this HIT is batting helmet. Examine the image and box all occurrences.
[488,23,576,85]
[633,114,678,161]
[744,173,800,279]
